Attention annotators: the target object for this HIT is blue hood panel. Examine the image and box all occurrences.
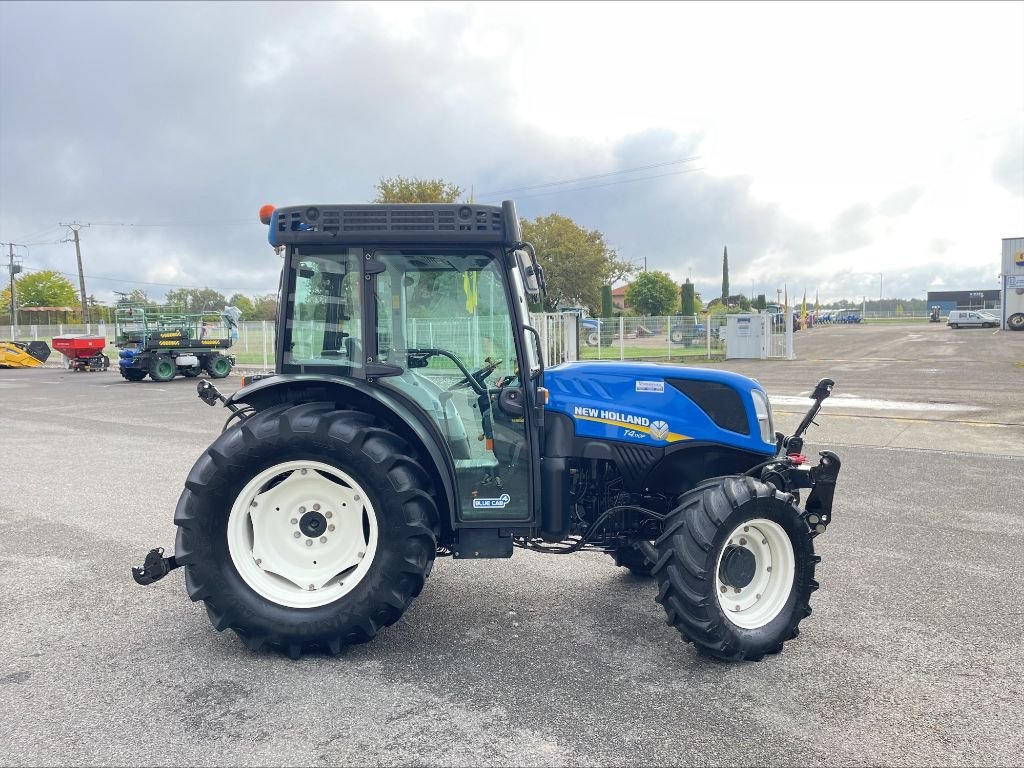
[544,361,775,455]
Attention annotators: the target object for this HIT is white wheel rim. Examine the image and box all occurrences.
[715,518,795,629]
[227,460,379,609]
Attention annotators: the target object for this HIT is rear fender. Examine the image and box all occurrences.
[226,375,458,536]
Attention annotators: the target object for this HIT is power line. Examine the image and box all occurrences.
[89,219,252,227]
[19,265,227,292]
[475,156,701,198]
[479,165,705,205]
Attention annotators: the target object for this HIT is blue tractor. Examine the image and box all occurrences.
[133,201,842,662]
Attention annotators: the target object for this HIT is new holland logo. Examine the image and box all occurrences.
[1015,251,1024,266]
[649,420,670,440]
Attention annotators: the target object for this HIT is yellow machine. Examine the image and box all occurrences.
[0,340,51,369]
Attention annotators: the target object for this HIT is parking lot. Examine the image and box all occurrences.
[1,322,1022,766]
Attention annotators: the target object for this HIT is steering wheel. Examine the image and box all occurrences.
[448,357,503,393]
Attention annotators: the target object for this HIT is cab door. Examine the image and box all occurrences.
[371,249,538,525]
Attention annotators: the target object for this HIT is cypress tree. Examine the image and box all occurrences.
[721,246,730,304]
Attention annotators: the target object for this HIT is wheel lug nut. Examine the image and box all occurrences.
[353,494,361,501]
[325,511,333,519]
[320,536,327,543]
[756,593,761,600]
[255,558,262,566]
[290,518,298,525]
[739,537,747,546]
[306,540,313,547]
[328,524,335,532]
[734,587,741,594]
[308,584,315,590]
[313,503,320,511]
[299,506,306,514]
[293,532,301,539]
[762,538,767,545]
[301,469,308,475]
[743,526,749,532]
[719,585,727,593]
[767,566,772,572]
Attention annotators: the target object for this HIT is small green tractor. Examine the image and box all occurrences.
[115,304,237,382]
[134,201,841,662]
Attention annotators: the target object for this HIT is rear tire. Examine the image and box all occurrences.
[173,404,440,658]
[669,329,685,344]
[653,476,819,661]
[586,331,599,347]
[1007,313,1024,331]
[120,368,146,382]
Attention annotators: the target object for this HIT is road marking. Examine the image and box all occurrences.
[772,394,984,412]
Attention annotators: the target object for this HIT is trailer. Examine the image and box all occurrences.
[52,335,110,372]
[114,304,237,382]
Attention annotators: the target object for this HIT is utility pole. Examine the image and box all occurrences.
[4,242,24,330]
[60,223,90,325]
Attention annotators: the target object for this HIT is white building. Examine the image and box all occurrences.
[1000,237,1024,331]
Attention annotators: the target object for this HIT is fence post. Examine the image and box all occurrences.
[618,316,624,360]
[262,320,269,368]
[706,318,711,360]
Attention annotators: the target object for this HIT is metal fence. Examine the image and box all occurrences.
[4,312,842,369]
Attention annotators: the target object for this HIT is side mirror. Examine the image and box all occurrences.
[514,249,542,302]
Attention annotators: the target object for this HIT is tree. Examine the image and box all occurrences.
[520,213,635,313]
[6,270,77,308]
[164,287,227,312]
[228,293,255,318]
[721,246,730,303]
[626,271,679,316]
[681,279,696,316]
[600,285,614,318]
[250,294,279,321]
[115,288,156,307]
[373,176,463,203]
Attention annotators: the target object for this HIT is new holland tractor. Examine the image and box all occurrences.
[133,201,842,662]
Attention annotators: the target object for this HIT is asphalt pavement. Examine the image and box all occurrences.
[1,321,1022,766]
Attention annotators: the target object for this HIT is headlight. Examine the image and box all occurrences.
[751,389,774,444]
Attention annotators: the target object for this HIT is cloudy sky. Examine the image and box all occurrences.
[1,0,1021,306]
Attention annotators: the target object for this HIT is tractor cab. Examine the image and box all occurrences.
[243,202,546,532]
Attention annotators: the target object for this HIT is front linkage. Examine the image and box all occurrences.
[758,378,841,534]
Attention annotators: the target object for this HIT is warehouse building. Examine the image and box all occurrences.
[926,289,1001,315]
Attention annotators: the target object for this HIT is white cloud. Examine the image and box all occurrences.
[0,0,1021,305]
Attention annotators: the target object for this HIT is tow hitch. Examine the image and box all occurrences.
[131,547,180,586]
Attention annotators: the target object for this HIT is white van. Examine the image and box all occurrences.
[947,310,999,329]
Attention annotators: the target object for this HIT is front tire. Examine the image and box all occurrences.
[1007,313,1024,331]
[610,541,657,577]
[653,476,819,661]
[173,404,439,658]
[149,356,176,382]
